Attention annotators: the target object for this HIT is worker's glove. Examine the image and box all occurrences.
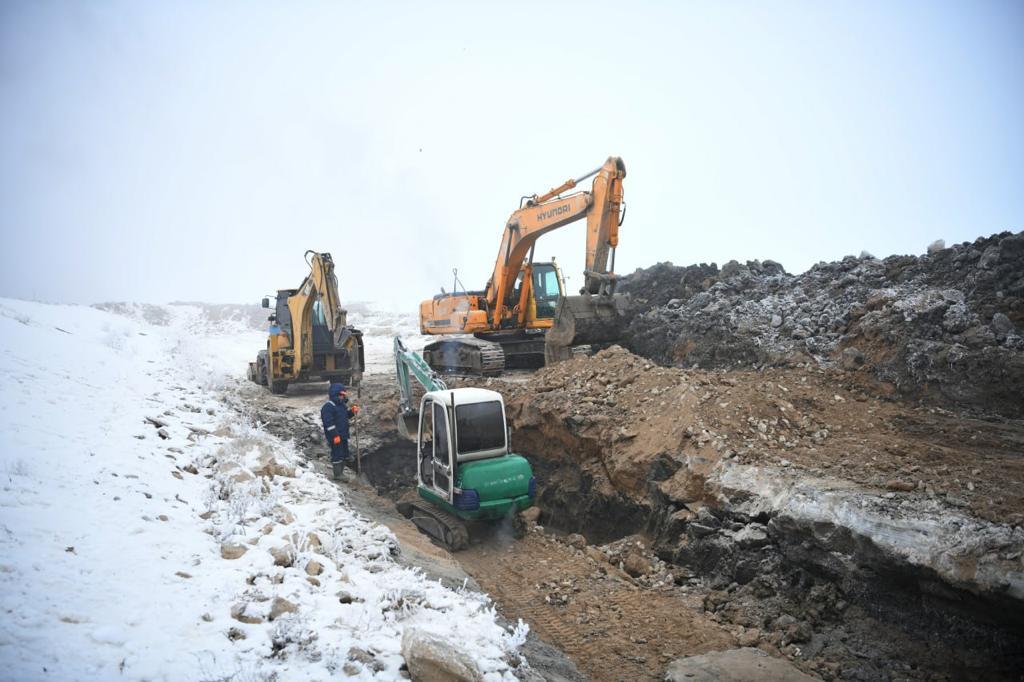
[351,405,360,415]
[332,435,342,445]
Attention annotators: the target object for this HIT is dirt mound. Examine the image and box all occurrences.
[619,231,1024,417]
[497,345,1023,527]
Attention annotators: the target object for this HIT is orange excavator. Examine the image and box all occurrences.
[419,156,628,375]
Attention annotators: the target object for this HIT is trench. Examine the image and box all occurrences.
[357,439,1023,678]
[246,385,1023,680]
[531,456,1024,679]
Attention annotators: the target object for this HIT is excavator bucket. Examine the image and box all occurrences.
[544,294,628,365]
[396,413,419,441]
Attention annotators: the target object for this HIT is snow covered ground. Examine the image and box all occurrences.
[0,298,526,680]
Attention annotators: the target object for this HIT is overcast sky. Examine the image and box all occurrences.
[1,1,1021,308]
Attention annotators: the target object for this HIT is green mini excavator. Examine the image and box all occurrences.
[393,336,535,550]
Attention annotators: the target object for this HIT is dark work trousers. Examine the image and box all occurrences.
[330,440,350,464]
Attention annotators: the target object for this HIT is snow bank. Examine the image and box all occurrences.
[0,298,525,680]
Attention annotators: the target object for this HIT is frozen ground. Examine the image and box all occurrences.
[0,298,525,680]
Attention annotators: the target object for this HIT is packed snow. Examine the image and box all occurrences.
[0,298,525,680]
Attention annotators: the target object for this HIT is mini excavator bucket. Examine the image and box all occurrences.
[544,293,628,365]
[396,412,419,441]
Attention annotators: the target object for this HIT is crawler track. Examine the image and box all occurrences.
[397,498,470,551]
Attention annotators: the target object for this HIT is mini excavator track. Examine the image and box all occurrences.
[396,499,470,551]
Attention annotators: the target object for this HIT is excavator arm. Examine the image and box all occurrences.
[394,336,448,437]
[289,251,354,367]
[486,156,626,325]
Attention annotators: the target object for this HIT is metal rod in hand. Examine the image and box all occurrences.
[354,415,361,475]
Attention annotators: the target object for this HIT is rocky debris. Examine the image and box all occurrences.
[305,560,324,576]
[496,343,1023,526]
[221,542,248,560]
[620,231,1024,417]
[401,627,484,682]
[477,343,1024,677]
[665,647,817,682]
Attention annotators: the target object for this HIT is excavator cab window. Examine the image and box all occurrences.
[455,401,506,455]
[531,264,562,319]
[312,300,328,327]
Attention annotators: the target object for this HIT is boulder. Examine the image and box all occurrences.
[992,313,1015,337]
[623,553,653,578]
[254,453,296,478]
[269,544,295,567]
[840,347,865,370]
[732,524,770,549]
[221,543,248,560]
[401,627,484,682]
[269,597,298,621]
[305,559,324,576]
[230,603,262,625]
[565,533,587,549]
[520,506,541,526]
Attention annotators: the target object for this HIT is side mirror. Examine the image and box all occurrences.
[261,297,270,309]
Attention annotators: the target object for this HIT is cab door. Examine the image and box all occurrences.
[431,401,454,502]
[416,400,434,488]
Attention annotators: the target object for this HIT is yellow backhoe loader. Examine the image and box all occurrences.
[419,156,629,375]
[248,251,364,394]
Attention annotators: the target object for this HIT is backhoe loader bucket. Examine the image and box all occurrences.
[545,294,628,365]
[396,412,419,441]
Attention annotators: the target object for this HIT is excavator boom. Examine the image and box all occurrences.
[394,336,447,437]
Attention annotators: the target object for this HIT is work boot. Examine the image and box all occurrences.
[331,461,344,480]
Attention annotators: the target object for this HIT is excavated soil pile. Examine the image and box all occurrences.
[496,345,1023,527]
[484,345,1024,678]
[619,231,1024,417]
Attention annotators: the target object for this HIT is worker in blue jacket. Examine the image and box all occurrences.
[321,383,359,480]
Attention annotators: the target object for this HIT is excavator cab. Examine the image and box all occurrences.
[529,262,564,320]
